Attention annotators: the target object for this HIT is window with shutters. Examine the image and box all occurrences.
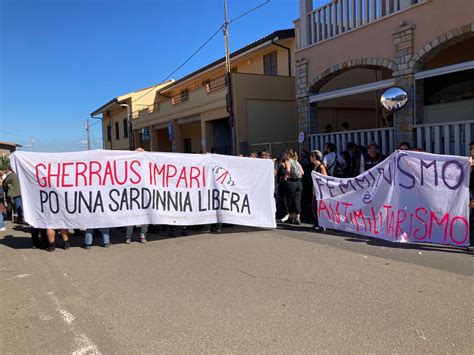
[123,119,128,138]
[263,51,278,76]
[115,121,120,140]
[180,89,189,102]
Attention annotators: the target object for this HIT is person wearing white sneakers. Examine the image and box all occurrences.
[0,210,5,232]
[125,225,148,244]
[124,147,149,244]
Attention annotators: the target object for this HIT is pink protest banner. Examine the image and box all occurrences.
[312,151,470,247]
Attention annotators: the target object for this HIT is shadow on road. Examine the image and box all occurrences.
[276,222,473,255]
[0,224,265,250]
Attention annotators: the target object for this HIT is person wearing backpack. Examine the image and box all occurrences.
[281,149,304,225]
[323,143,346,177]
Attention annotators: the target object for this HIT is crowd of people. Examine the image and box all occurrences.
[1,140,473,250]
[272,141,391,232]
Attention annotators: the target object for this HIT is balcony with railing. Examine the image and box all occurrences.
[309,127,394,156]
[134,75,227,129]
[415,120,474,156]
[301,0,423,48]
[309,120,474,157]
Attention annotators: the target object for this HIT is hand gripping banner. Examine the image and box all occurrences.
[10,150,276,229]
[312,151,470,247]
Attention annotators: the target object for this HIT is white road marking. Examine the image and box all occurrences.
[15,274,30,278]
[59,309,76,325]
[48,293,101,354]
[72,334,101,355]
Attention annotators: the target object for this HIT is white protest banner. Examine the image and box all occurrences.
[312,150,470,247]
[10,150,276,229]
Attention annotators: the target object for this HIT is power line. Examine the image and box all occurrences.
[131,24,224,104]
[229,0,270,24]
[129,1,271,107]
[0,130,35,139]
[90,128,100,148]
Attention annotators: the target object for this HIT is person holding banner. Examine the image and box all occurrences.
[310,150,327,231]
[125,225,148,244]
[46,229,70,252]
[84,228,111,249]
[469,141,474,247]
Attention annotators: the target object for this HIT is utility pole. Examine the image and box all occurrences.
[85,119,91,150]
[223,0,237,155]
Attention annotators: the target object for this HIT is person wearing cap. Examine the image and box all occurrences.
[310,150,327,231]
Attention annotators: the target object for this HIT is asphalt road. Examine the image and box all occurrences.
[1,221,473,354]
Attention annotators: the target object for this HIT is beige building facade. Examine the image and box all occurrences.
[91,81,174,150]
[93,29,297,156]
[296,0,474,155]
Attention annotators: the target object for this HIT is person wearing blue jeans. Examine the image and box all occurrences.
[84,228,111,249]
[125,225,148,243]
[0,211,5,232]
[13,196,23,223]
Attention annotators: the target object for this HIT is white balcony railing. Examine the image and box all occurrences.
[308,121,474,157]
[415,120,474,156]
[307,0,420,46]
[309,127,394,155]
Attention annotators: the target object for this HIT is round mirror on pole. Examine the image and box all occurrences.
[380,87,408,151]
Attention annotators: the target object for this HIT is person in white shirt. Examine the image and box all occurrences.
[323,143,346,177]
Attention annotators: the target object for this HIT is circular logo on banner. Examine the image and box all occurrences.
[298,131,305,144]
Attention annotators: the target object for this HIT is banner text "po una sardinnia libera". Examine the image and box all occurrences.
[312,151,470,247]
[10,150,276,229]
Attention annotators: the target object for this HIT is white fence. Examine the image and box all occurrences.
[308,121,474,157]
[415,120,474,156]
[309,127,394,155]
[308,0,420,45]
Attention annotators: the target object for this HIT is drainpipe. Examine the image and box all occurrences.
[120,103,135,150]
[90,113,105,149]
[271,38,292,77]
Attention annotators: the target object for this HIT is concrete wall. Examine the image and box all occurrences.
[232,73,296,150]
[180,123,202,153]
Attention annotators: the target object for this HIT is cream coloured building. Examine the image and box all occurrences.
[91,81,174,150]
[93,29,297,156]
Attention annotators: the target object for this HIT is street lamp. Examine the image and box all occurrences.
[120,103,135,150]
